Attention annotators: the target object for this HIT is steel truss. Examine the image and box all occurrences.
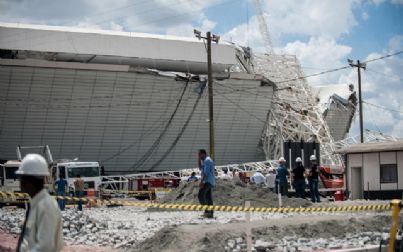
[253,54,343,165]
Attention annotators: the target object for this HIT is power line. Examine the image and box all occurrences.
[214,89,267,124]
[365,67,402,82]
[363,101,403,115]
[1,0,239,47]
[129,78,192,171]
[149,90,204,171]
[362,50,403,64]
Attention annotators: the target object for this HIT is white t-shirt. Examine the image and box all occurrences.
[221,173,233,180]
[265,174,276,188]
[251,172,265,185]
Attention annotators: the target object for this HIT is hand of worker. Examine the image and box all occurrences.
[199,182,204,189]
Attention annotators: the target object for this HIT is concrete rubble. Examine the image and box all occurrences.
[0,191,393,252]
[225,232,390,252]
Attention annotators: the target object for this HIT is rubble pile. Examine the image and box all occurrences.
[160,179,312,208]
[225,232,389,252]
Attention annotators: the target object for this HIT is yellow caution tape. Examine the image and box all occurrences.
[0,191,390,213]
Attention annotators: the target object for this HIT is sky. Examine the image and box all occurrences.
[1,0,402,138]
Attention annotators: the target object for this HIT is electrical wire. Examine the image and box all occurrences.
[214,89,267,124]
[1,0,240,48]
[363,101,403,115]
[149,87,205,171]
[362,50,403,64]
[129,77,191,171]
[365,67,402,82]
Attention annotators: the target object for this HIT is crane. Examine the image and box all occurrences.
[253,0,274,55]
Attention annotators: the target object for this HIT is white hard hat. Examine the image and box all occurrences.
[310,155,317,161]
[278,157,286,163]
[257,168,262,172]
[16,154,49,177]
[296,157,302,162]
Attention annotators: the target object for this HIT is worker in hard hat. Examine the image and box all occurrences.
[308,155,321,203]
[250,168,265,186]
[276,157,289,196]
[292,157,306,198]
[16,154,64,252]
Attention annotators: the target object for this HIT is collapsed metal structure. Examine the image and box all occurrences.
[254,54,345,165]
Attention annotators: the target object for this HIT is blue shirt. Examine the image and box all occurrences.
[55,179,67,193]
[276,164,289,185]
[202,157,215,187]
[187,175,198,182]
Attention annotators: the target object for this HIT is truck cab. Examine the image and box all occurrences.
[55,161,101,195]
[0,160,21,192]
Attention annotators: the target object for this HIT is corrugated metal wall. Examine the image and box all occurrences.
[0,65,274,173]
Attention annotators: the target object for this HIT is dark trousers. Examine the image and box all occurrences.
[57,191,66,210]
[276,180,288,196]
[294,179,306,198]
[198,183,213,217]
[309,179,321,202]
[76,191,83,211]
[279,183,288,196]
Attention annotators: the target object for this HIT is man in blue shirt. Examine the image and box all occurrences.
[54,174,68,210]
[187,172,198,182]
[197,149,215,218]
[276,157,289,196]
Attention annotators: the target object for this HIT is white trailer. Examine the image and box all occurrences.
[54,161,101,195]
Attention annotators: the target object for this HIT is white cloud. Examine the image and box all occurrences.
[282,36,352,85]
[222,16,264,50]
[262,0,359,40]
[392,121,403,137]
[340,37,403,137]
[362,11,369,20]
[389,35,403,51]
[0,0,222,35]
[391,0,403,5]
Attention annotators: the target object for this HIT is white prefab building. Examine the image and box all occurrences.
[339,141,403,200]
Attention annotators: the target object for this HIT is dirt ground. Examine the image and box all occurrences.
[132,214,391,252]
[0,231,115,252]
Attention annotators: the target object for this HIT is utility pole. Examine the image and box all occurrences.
[348,59,366,143]
[194,30,220,160]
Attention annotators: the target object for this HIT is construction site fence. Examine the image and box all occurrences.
[0,191,391,213]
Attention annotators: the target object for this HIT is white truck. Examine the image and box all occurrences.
[0,160,21,192]
[52,161,101,195]
[0,160,28,207]
[15,145,101,195]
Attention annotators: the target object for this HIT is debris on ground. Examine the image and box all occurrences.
[133,214,391,252]
[160,179,312,208]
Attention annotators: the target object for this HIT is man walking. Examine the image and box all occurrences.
[74,174,85,211]
[308,155,321,203]
[16,154,64,252]
[54,174,68,210]
[197,149,215,218]
[292,157,306,198]
[276,157,289,196]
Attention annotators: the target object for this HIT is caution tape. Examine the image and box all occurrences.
[101,189,153,195]
[0,191,390,213]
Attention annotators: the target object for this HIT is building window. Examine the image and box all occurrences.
[380,164,398,183]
